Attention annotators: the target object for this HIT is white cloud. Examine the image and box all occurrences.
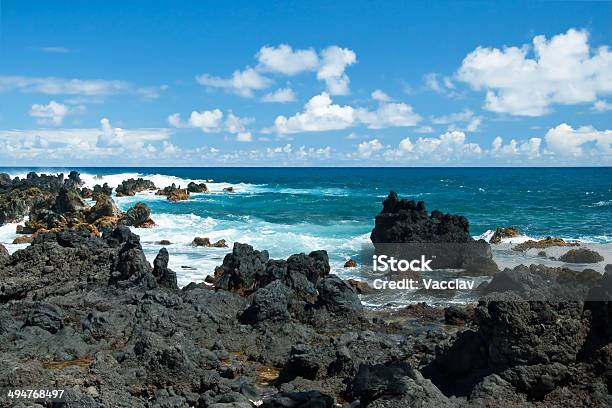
[431,109,483,132]
[357,139,383,158]
[544,123,611,157]
[457,28,612,116]
[257,44,319,75]
[356,102,421,129]
[393,131,483,161]
[415,126,434,133]
[593,100,612,112]
[272,92,356,134]
[491,136,542,159]
[317,46,357,95]
[271,92,420,134]
[371,89,391,102]
[29,101,71,125]
[261,87,297,103]
[198,44,357,98]
[168,109,253,135]
[196,67,272,97]
[424,73,455,94]
[236,132,253,142]
[0,75,163,98]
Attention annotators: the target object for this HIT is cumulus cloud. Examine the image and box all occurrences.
[393,131,483,161]
[196,67,271,97]
[0,75,163,98]
[257,44,319,75]
[29,101,71,125]
[272,92,356,134]
[357,139,384,158]
[236,132,253,142]
[371,89,392,102]
[424,73,456,94]
[356,102,421,129]
[198,44,357,97]
[593,100,612,112]
[270,92,420,134]
[316,46,357,95]
[168,109,253,135]
[544,123,611,157]
[431,109,483,132]
[457,28,612,116]
[491,136,542,159]
[261,87,297,103]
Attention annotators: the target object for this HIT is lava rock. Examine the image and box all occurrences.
[559,248,604,263]
[187,182,209,193]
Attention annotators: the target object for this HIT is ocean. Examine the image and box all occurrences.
[1,167,611,303]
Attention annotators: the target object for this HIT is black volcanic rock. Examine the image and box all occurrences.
[370,191,498,275]
[371,191,471,244]
[559,248,604,263]
[115,178,157,197]
[121,202,154,228]
[187,181,209,193]
[152,247,178,289]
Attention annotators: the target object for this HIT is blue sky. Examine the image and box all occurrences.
[0,0,610,166]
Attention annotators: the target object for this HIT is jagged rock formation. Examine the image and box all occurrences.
[115,178,157,197]
[370,191,498,276]
[156,184,190,201]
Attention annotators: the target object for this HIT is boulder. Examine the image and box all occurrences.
[223,187,235,193]
[88,193,120,221]
[152,248,178,289]
[93,183,113,197]
[239,280,292,324]
[115,178,156,197]
[156,184,190,201]
[344,259,357,268]
[0,173,11,190]
[559,248,604,263]
[347,279,376,295]
[52,186,89,214]
[192,237,228,248]
[513,237,580,252]
[315,275,363,315]
[187,182,209,193]
[489,226,521,244]
[121,202,155,228]
[214,243,269,294]
[370,191,498,276]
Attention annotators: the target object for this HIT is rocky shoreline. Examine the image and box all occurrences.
[0,173,610,407]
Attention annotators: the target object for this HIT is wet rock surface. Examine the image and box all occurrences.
[489,226,521,244]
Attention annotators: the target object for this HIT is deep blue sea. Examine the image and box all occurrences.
[1,167,611,294]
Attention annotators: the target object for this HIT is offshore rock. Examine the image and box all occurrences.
[559,248,604,263]
[370,191,498,276]
[187,182,209,193]
[115,178,157,197]
[489,226,521,244]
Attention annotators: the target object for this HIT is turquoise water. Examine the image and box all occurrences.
[1,167,610,289]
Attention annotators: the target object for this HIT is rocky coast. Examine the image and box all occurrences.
[0,173,610,407]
